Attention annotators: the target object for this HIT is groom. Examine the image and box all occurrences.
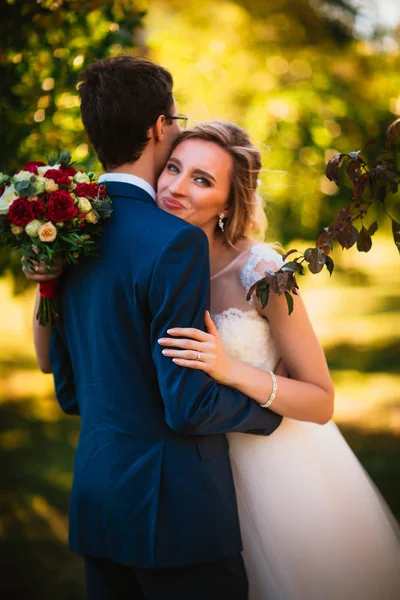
[26,55,282,599]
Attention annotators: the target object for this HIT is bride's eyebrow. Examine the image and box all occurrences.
[192,168,216,183]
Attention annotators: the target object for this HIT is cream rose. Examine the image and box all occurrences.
[38,221,57,242]
[25,219,44,238]
[11,224,24,236]
[73,172,90,184]
[0,184,19,215]
[77,197,92,213]
[45,179,58,193]
[85,209,98,224]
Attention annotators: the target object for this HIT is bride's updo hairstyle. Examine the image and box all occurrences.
[170,121,267,247]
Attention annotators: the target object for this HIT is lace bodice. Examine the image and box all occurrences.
[210,243,283,372]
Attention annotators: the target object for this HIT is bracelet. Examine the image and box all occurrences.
[260,371,277,408]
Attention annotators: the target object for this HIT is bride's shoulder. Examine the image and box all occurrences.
[245,241,284,269]
[240,241,284,295]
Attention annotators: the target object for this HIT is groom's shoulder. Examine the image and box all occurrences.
[142,206,208,252]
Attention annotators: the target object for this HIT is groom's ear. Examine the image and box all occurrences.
[151,114,166,143]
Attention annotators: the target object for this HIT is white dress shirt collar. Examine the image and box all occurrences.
[98,173,156,202]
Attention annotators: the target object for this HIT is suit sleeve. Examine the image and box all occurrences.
[49,325,80,416]
[148,225,282,436]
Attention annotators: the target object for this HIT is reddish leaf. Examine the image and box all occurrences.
[336,225,358,249]
[357,226,372,252]
[353,173,368,200]
[304,247,326,274]
[325,256,334,276]
[282,248,298,260]
[386,118,400,149]
[346,159,362,181]
[368,221,378,236]
[281,261,304,275]
[325,153,346,186]
[392,219,400,254]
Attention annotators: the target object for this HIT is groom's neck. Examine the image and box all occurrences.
[107,152,158,190]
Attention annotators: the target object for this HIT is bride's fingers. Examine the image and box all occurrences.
[171,358,206,370]
[158,337,211,350]
[162,349,204,360]
[165,327,209,342]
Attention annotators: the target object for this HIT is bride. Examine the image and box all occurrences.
[30,121,400,599]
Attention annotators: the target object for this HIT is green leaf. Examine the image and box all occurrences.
[260,285,270,309]
[284,291,294,315]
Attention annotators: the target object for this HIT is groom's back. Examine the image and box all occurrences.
[60,188,185,433]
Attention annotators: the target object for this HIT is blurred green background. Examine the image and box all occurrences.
[1,0,399,597]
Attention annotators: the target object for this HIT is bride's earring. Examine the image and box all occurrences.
[218,213,225,232]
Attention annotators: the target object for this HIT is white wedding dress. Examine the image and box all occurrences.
[210,242,400,600]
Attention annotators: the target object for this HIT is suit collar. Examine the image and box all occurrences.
[98,173,156,202]
[102,181,156,206]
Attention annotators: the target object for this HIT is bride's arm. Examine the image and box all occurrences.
[22,259,63,373]
[159,290,334,425]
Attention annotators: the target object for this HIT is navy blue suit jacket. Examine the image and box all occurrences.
[50,182,282,568]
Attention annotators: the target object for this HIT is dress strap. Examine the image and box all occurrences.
[240,244,284,299]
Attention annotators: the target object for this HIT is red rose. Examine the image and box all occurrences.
[22,161,46,175]
[56,174,72,188]
[45,169,64,182]
[0,184,5,197]
[31,200,47,219]
[75,182,100,198]
[98,184,107,197]
[8,198,35,227]
[47,190,78,222]
[61,166,77,176]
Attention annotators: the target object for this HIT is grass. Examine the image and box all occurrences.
[0,233,399,597]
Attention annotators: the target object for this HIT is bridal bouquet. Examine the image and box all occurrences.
[0,151,112,326]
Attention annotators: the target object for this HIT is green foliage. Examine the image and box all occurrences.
[146,0,400,242]
[0,0,144,285]
[0,0,145,174]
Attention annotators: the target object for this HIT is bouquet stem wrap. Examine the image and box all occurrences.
[37,280,60,326]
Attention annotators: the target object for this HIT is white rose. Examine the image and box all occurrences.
[33,176,46,194]
[77,197,92,213]
[0,184,19,215]
[45,180,58,193]
[73,172,90,184]
[13,170,34,183]
[37,163,60,176]
[25,219,44,238]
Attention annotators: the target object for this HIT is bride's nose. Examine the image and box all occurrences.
[168,174,188,196]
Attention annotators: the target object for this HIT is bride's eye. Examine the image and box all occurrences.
[167,163,179,173]
[194,176,211,187]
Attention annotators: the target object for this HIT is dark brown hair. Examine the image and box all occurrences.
[78,55,174,169]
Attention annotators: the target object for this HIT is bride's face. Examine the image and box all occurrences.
[157,139,232,231]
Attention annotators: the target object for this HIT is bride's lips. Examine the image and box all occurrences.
[162,196,184,210]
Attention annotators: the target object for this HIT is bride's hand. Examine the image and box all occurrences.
[158,311,235,385]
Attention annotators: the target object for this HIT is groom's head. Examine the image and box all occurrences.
[78,55,179,175]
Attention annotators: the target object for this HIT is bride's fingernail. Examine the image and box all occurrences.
[167,329,175,334]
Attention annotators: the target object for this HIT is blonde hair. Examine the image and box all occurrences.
[170,121,267,247]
